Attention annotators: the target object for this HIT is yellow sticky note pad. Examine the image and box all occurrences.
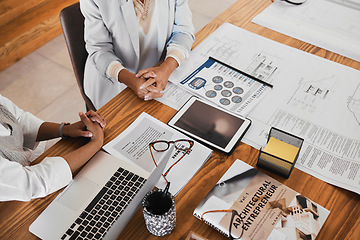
[263,137,300,163]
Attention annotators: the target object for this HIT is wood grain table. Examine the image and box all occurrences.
[1,0,359,239]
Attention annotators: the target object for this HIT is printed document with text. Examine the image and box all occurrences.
[103,112,213,196]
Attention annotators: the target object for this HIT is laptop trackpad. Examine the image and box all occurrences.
[57,176,99,212]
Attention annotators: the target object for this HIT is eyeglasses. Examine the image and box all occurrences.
[149,139,194,183]
[271,0,307,5]
[201,209,242,240]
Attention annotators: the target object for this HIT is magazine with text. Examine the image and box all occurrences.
[193,160,330,240]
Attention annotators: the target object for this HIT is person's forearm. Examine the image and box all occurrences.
[118,68,137,88]
[62,140,102,175]
[161,57,178,75]
[36,122,61,141]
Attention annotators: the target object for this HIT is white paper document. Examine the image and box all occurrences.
[252,0,360,62]
[103,112,213,196]
[155,81,193,110]
[174,57,272,116]
[169,27,277,116]
[173,23,360,194]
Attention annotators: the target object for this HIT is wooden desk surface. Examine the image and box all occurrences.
[1,0,359,239]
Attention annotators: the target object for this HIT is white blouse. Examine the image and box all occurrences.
[0,94,72,202]
[106,0,186,82]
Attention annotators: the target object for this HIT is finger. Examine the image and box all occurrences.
[85,110,96,118]
[144,91,164,101]
[79,112,93,127]
[90,114,106,128]
[81,130,93,138]
[140,71,157,79]
[136,68,155,78]
[90,117,106,128]
[135,69,147,78]
[96,112,106,125]
[139,78,156,90]
[136,87,149,97]
[79,112,99,138]
[147,84,164,93]
[99,115,106,128]
[85,111,106,128]
[97,112,104,121]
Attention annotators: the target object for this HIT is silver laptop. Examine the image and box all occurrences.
[29,146,174,240]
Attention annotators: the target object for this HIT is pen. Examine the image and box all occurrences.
[209,56,274,89]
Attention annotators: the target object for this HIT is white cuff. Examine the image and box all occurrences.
[106,61,125,82]
[166,46,186,67]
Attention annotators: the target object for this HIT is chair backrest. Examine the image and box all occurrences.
[60,2,96,111]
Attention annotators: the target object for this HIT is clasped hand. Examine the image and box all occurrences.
[63,110,106,142]
[135,59,177,100]
[135,67,168,101]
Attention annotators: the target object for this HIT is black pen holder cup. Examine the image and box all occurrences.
[142,189,176,236]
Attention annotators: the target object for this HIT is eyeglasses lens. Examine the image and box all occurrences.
[152,141,169,151]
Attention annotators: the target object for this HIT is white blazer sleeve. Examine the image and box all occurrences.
[167,0,195,58]
[80,0,122,77]
[0,156,72,202]
[0,94,43,150]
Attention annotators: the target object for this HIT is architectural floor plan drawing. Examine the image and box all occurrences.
[169,23,360,194]
[169,27,281,115]
[245,53,278,82]
[348,84,360,126]
[286,74,337,114]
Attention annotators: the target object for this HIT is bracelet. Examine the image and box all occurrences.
[59,122,70,139]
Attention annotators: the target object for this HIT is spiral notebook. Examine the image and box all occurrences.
[193,160,330,240]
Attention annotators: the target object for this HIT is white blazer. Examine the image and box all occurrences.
[80,0,195,109]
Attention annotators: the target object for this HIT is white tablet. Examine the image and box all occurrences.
[168,97,251,154]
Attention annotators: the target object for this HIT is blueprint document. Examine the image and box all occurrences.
[252,0,360,62]
[170,23,360,194]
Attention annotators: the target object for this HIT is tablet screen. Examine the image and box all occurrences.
[169,97,251,152]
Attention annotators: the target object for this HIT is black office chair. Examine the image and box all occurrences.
[60,2,96,111]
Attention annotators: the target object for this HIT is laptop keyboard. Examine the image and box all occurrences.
[61,167,146,240]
